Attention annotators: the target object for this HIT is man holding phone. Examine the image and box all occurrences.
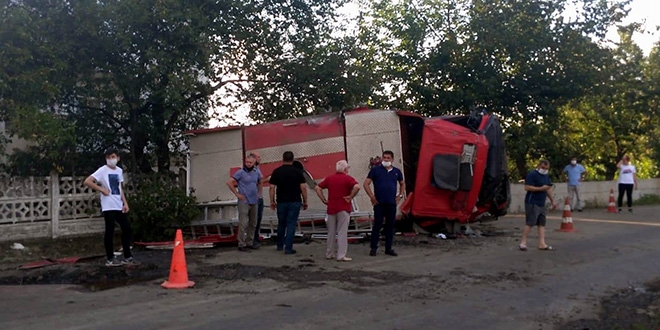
[519,159,557,251]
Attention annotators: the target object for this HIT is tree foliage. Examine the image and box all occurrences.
[1,0,349,174]
[1,0,658,183]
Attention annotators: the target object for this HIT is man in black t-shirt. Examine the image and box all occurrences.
[269,151,308,255]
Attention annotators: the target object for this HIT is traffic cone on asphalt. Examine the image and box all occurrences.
[557,197,576,232]
[607,188,617,213]
[162,229,195,289]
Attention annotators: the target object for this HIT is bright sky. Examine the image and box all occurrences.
[609,0,659,55]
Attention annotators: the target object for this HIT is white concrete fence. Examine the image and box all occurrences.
[1,174,658,242]
[508,178,660,214]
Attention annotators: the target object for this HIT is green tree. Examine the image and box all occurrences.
[559,24,656,180]
[1,0,348,174]
[353,0,630,179]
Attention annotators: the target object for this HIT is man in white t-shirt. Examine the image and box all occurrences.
[84,148,136,267]
[616,155,638,213]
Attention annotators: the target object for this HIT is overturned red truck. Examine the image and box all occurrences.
[186,108,510,232]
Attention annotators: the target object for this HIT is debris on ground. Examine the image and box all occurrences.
[10,243,25,250]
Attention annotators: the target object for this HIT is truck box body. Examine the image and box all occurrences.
[187,108,509,230]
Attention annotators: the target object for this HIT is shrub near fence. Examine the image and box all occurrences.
[0,171,184,242]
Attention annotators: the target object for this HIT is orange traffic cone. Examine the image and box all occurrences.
[557,197,576,232]
[162,229,195,289]
[607,188,617,213]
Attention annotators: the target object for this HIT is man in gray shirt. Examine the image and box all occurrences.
[227,155,262,251]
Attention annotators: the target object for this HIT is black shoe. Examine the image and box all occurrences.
[618,209,622,213]
[385,250,398,256]
[238,247,250,252]
[276,247,283,251]
[577,209,583,212]
[252,242,261,249]
[369,249,377,256]
[628,208,633,213]
[285,250,297,255]
[248,245,259,250]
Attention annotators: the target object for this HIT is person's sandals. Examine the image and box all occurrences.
[518,244,528,251]
[538,246,555,251]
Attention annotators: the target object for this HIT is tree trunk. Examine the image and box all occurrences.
[152,103,170,173]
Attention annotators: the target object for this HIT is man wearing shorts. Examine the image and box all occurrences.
[520,160,557,251]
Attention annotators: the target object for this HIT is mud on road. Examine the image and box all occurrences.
[3,215,660,330]
[0,223,520,294]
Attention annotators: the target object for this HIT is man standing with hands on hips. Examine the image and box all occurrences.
[226,154,262,252]
[563,157,587,212]
[364,150,405,257]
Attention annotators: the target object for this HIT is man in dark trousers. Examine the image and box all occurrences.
[269,151,308,255]
[83,148,137,267]
[363,150,405,257]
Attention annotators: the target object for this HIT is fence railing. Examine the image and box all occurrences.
[0,171,183,242]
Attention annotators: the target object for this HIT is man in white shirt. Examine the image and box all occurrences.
[616,155,638,213]
[84,148,136,267]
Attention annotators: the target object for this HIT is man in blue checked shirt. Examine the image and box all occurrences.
[563,157,587,212]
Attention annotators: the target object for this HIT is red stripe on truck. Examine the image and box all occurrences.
[244,114,344,150]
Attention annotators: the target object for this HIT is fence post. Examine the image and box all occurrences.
[50,171,60,239]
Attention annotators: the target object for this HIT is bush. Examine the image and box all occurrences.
[127,175,201,242]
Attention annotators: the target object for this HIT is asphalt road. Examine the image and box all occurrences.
[2,205,660,330]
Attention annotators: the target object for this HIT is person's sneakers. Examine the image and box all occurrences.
[238,247,250,252]
[284,250,297,255]
[618,208,622,213]
[276,246,283,251]
[369,249,377,256]
[105,258,122,267]
[629,208,633,213]
[577,209,583,212]
[121,257,140,266]
[252,243,261,249]
[248,245,259,250]
[337,257,352,262]
[385,250,398,257]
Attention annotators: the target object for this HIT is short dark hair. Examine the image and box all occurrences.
[283,151,294,162]
[382,150,394,158]
[104,148,119,157]
[538,159,549,166]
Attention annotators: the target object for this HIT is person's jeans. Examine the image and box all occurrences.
[618,183,634,208]
[237,203,257,248]
[567,185,581,210]
[103,210,132,260]
[253,198,264,245]
[371,204,396,251]
[276,202,302,253]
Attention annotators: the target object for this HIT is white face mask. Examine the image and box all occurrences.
[107,159,118,167]
[570,160,577,165]
[381,161,392,167]
[537,168,548,175]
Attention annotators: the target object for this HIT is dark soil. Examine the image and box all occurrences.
[0,249,174,291]
[0,234,106,266]
[559,278,660,330]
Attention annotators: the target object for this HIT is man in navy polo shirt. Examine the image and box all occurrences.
[520,159,557,251]
[364,150,405,257]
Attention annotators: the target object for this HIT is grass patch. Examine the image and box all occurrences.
[636,194,660,206]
